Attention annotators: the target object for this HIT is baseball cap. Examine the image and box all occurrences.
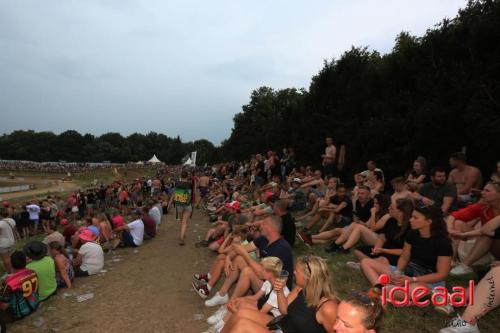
[79,229,96,242]
[225,201,241,211]
[88,225,100,237]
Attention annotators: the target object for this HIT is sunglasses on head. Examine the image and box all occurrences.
[349,290,375,307]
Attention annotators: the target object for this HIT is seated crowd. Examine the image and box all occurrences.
[0,167,179,323]
[191,143,499,333]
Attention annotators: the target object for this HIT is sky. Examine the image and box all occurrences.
[0,0,467,145]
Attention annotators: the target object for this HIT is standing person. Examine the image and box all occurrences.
[169,170,193,245]
[26,201,40,235]
[448,152,483,205]
[0,207,17,273]
[198,171,211,207]
[322,137,337,178]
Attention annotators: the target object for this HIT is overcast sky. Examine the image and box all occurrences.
[0,0,467,144]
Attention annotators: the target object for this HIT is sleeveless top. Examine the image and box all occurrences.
[280,290,328,333]
[56,255,74,288]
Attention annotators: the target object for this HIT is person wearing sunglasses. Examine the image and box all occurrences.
[333,289,384,333]
[222,255,337,333]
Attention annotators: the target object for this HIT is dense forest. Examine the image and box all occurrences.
[220,0,500,178]
[1,0,499,179]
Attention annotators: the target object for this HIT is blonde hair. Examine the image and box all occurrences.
[261,256,283,277]
[297,255,337,307]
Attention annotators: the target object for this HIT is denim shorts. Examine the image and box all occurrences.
[389,265,446,290]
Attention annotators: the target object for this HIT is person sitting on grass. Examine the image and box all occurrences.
[206,256,289,333]
[192,226,257,294]
[73,229,104,277]
[440,264,500,333]
[141,206,157,240]
[390,177,412,205]
[296,178,337,222]
[361,204,454,315]
[197,201,244,250]
[48,241,73,289]
[112,210,144,248]
[299,186,373,247]
[193,216,293,309]
[42,222,65,248]
[300,184,352,235]
[405,157,427,191]
[333,288,384,333]
[347,198,413,270]
[24,241,57,301]
[448,181,500,276]
[322,193,390,254]
[222,256,337,333]
[0,251,39,321]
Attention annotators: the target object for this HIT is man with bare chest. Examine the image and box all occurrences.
[448,152,483,204]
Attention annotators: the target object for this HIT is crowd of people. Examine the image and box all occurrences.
[0,160,130,174]
[0,166,195,324]
[188,141,499,333]
[0,146,499,332]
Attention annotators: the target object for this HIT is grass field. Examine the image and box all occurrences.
[294,242,499,332]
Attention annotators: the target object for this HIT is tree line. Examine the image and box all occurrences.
[0,130,221,166]
[220,0,500,180]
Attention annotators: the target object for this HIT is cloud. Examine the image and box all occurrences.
[0,0,467,144]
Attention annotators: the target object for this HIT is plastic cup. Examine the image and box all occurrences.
[278,270,289,283]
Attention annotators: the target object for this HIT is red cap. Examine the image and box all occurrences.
[225,201,241,211]
[1,201,9,208]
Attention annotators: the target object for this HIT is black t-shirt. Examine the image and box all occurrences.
[254,236,294,289]
[280,213,296,247]
[354,199,373,222]
[329,195,353,218]
[380,218,405,250]
[256,161,267,179]
[405,230,453,272]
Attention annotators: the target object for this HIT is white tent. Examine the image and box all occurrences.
[183,157,193,166]
[147,155,162,164]
[136,161,144,165]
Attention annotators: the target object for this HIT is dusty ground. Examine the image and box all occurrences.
[9,210,215,333]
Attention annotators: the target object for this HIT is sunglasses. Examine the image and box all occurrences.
[349,290,375,307]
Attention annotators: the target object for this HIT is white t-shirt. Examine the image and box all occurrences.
[128,219,144,246]
[79,242,104,275]
[149,206,161,226]
[0,218,16,248]
[260,280,290,317]
[26,204,40,220]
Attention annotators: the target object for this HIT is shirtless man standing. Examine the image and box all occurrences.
[197,171,211,207]
[322,137,337,178]
[448,152,483,205]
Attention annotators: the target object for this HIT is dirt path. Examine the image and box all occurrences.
[10,210,215,333]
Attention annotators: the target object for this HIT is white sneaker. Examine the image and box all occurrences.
[207,306,227,325]
[450,264,474,276]
[440,316,480,333]
[205,292,228,307]
[214,320,225,332]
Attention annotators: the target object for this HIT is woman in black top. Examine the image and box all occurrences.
[360,204,452,298]
[223,256,338,333]
[353,198,413,266]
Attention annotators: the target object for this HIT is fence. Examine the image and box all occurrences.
[0,184,32,194]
